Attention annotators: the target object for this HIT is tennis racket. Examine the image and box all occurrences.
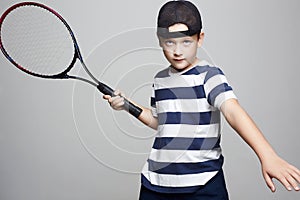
[0,2,142,118]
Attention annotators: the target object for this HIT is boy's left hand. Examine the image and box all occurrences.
[261,154,300,192]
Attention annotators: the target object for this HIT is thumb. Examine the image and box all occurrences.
[263,172,276,192]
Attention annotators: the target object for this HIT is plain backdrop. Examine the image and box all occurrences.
[0,0,299,199]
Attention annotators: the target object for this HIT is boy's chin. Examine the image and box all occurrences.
[171,62,193,72]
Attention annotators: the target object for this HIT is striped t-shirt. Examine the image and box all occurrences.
[141,60,237,193]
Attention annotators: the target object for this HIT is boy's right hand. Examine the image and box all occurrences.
[103,89,158,130]
[103,90,125,111]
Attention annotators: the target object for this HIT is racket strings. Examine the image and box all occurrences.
[1,5,74,76]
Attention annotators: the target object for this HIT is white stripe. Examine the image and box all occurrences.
[148,148,222,163]
[204,74,228,95]
[157,99,215,113]
[214,91,237,109]
[151,85,155,96]
[151,107,158,117]
[155,73,206,90]
[156,124,220,138]
[142,166,218,187]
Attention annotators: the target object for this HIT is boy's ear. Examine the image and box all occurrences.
[197,32,205,47]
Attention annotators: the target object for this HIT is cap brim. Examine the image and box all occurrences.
[157,27,199,38]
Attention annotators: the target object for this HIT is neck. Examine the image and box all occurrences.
[171,57,200,73]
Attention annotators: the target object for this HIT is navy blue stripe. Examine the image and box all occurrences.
[207,83,233,106]
[155,86,205,101]
[141,168,226,194]
[141,175,202,193]
[204,67,224,83]
[182,65,210,75]
[155,68,170,78]
[150,97,156,107]
[158,111,220,125]
[148,155,223,175]
[152,137,220,150]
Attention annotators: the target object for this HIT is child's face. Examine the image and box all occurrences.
[158,24,204,72]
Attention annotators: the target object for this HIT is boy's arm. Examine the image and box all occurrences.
[103,90,158,130]
[220,98,300,192]
[137,106,158,130]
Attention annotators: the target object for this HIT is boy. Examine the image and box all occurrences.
[104,1,300,199]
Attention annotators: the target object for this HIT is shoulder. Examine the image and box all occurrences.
[154,67,169,79]
[185,65,225,82]
[204,66,225,81]
[190,60,227,83]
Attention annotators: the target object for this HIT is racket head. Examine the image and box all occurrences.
[0,2,80,79]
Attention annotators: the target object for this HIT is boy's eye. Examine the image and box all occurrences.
[164,40,175,46]
[183,40,192,45]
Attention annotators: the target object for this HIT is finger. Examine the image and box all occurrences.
[115,101,125,109]
[113,89,122,96]
[263,172,276,192]
[110,97,125,109]
[110,95,123,103]
[278,175,293,191]
[103,95,111,100]
[114,89,127,99]
[112,97,124,106]
[290,165,300,182]
[120,90,125,97]
[287,169,300,191]
[286,175,300,191]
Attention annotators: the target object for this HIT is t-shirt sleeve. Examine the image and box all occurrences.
[150,83,158,117]
[204,67,237,109]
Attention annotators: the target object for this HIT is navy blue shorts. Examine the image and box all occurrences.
[139,170,229,200]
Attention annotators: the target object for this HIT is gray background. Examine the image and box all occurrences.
[0,0,299,199]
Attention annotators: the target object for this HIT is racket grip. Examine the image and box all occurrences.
[97,82,143,118]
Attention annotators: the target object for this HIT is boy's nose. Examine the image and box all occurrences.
[174,45,183,56]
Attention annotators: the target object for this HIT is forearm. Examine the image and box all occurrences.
[221,99,277,162]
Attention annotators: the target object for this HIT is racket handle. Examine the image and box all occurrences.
[97,82,143,118]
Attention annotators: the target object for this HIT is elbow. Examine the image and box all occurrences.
[221,99,241,125]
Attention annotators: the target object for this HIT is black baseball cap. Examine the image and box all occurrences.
[157,0,202,38]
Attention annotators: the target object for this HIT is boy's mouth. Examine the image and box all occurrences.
[173,58,185,62]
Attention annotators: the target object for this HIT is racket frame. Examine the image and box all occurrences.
[0,2,142,118]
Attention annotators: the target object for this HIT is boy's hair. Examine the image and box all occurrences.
[157,0,202,38]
